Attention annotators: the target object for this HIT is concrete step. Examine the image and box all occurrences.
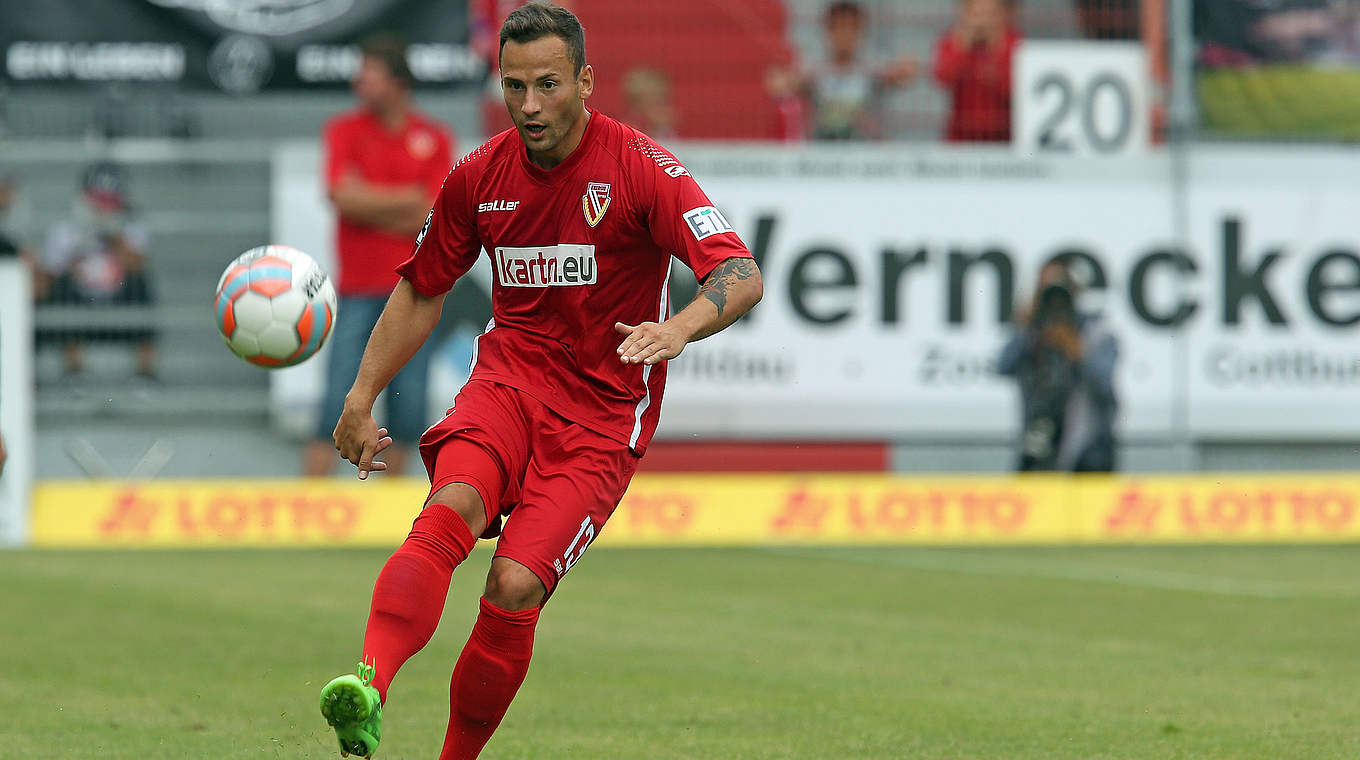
[34,418,305,479]
[36,383,268,425]
[34,334,268,388]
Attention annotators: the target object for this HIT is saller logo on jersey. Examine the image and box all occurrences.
[582,181,611,227]
[683,206,734,240]
[496,245,597,287]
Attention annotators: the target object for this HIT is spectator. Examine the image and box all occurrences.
[0,172,19,481]
[934,0,1020,142]
[998,259,1119,472]
[39,162,157,381]
[302,35,455,478]
[0,170,38,290]
[0,171,45,304]
[770,1,917,141]
[621,66,678,140]
[0,169,31,245]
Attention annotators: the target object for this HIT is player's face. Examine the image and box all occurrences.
[500,35,594,167]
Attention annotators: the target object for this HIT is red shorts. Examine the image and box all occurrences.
[418,379,641,597]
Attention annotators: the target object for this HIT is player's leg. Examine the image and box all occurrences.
[437,557,543,760]
[362,381,533,697]
[438,406,640,760]
[319,480,488,759]
[304,296,379,476]
[320,381,532,758]
[360,470,492,700]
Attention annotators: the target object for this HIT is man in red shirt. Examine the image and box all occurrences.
[934,0,1021,142]
[316,4,763,759]
[302,36,454,478]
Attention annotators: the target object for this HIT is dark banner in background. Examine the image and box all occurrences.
[0,0,479,93]
[1195,0,1360,140]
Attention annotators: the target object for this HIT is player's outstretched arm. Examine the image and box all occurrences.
[334,278,445,479]
[616,257,762,366]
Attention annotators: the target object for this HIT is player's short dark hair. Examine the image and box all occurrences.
[359,34,414,87]
[499,2,587,74]
[824,0,863,24]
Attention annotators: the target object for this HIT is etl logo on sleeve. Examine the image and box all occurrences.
[683,206,734,241]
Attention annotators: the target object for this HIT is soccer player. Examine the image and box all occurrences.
[317,4,763,759]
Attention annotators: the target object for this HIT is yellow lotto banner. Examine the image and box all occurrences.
[27,473,1360,548]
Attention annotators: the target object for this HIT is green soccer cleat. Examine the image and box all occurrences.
[319,661,383,758]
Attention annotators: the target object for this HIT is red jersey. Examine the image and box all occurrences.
[397,111,751,453]
[933,27,1020,142]
[324,108,454,296]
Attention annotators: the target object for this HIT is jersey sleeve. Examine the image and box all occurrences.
[633,137,751,282]
[395,160,480,297]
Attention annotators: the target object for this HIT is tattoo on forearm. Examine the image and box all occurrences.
[698,258,757,317]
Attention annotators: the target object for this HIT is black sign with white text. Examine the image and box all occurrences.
[0,0,479,93]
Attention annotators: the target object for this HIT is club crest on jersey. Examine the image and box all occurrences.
[582,182,611,227]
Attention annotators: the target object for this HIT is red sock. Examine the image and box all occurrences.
[439,597,540,760]
[361,504,475,702]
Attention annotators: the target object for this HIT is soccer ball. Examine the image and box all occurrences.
[214,245,337,368]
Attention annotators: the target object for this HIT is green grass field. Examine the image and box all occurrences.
[4,545,1358,759]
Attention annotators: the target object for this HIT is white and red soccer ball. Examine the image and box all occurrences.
[214,245,336,368]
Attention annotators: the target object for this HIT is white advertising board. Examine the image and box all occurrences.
[666,151,1177,440]
[1181,150,1360,438]
[271,143,1360,442]
[671,146,1359,440]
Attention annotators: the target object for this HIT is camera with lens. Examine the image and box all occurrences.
[1031,280,1077,329]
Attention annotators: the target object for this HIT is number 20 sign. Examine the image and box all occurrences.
[1013,41,1149,157]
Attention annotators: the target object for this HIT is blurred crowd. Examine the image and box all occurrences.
[658,0,1138,144]
[767,0,1022,142]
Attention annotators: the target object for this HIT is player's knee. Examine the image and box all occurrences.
[483,559,545,610]
[425,482,487,537]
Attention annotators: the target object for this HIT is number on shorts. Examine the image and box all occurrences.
[560,516,595,576]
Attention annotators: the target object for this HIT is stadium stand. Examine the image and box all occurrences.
[4,147,279,476]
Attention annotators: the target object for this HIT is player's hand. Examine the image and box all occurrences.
[615,321,687,366]
[0,431,7,478]
[333,407,394,481]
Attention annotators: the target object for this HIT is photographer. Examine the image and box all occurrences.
[997,259,1119,472]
